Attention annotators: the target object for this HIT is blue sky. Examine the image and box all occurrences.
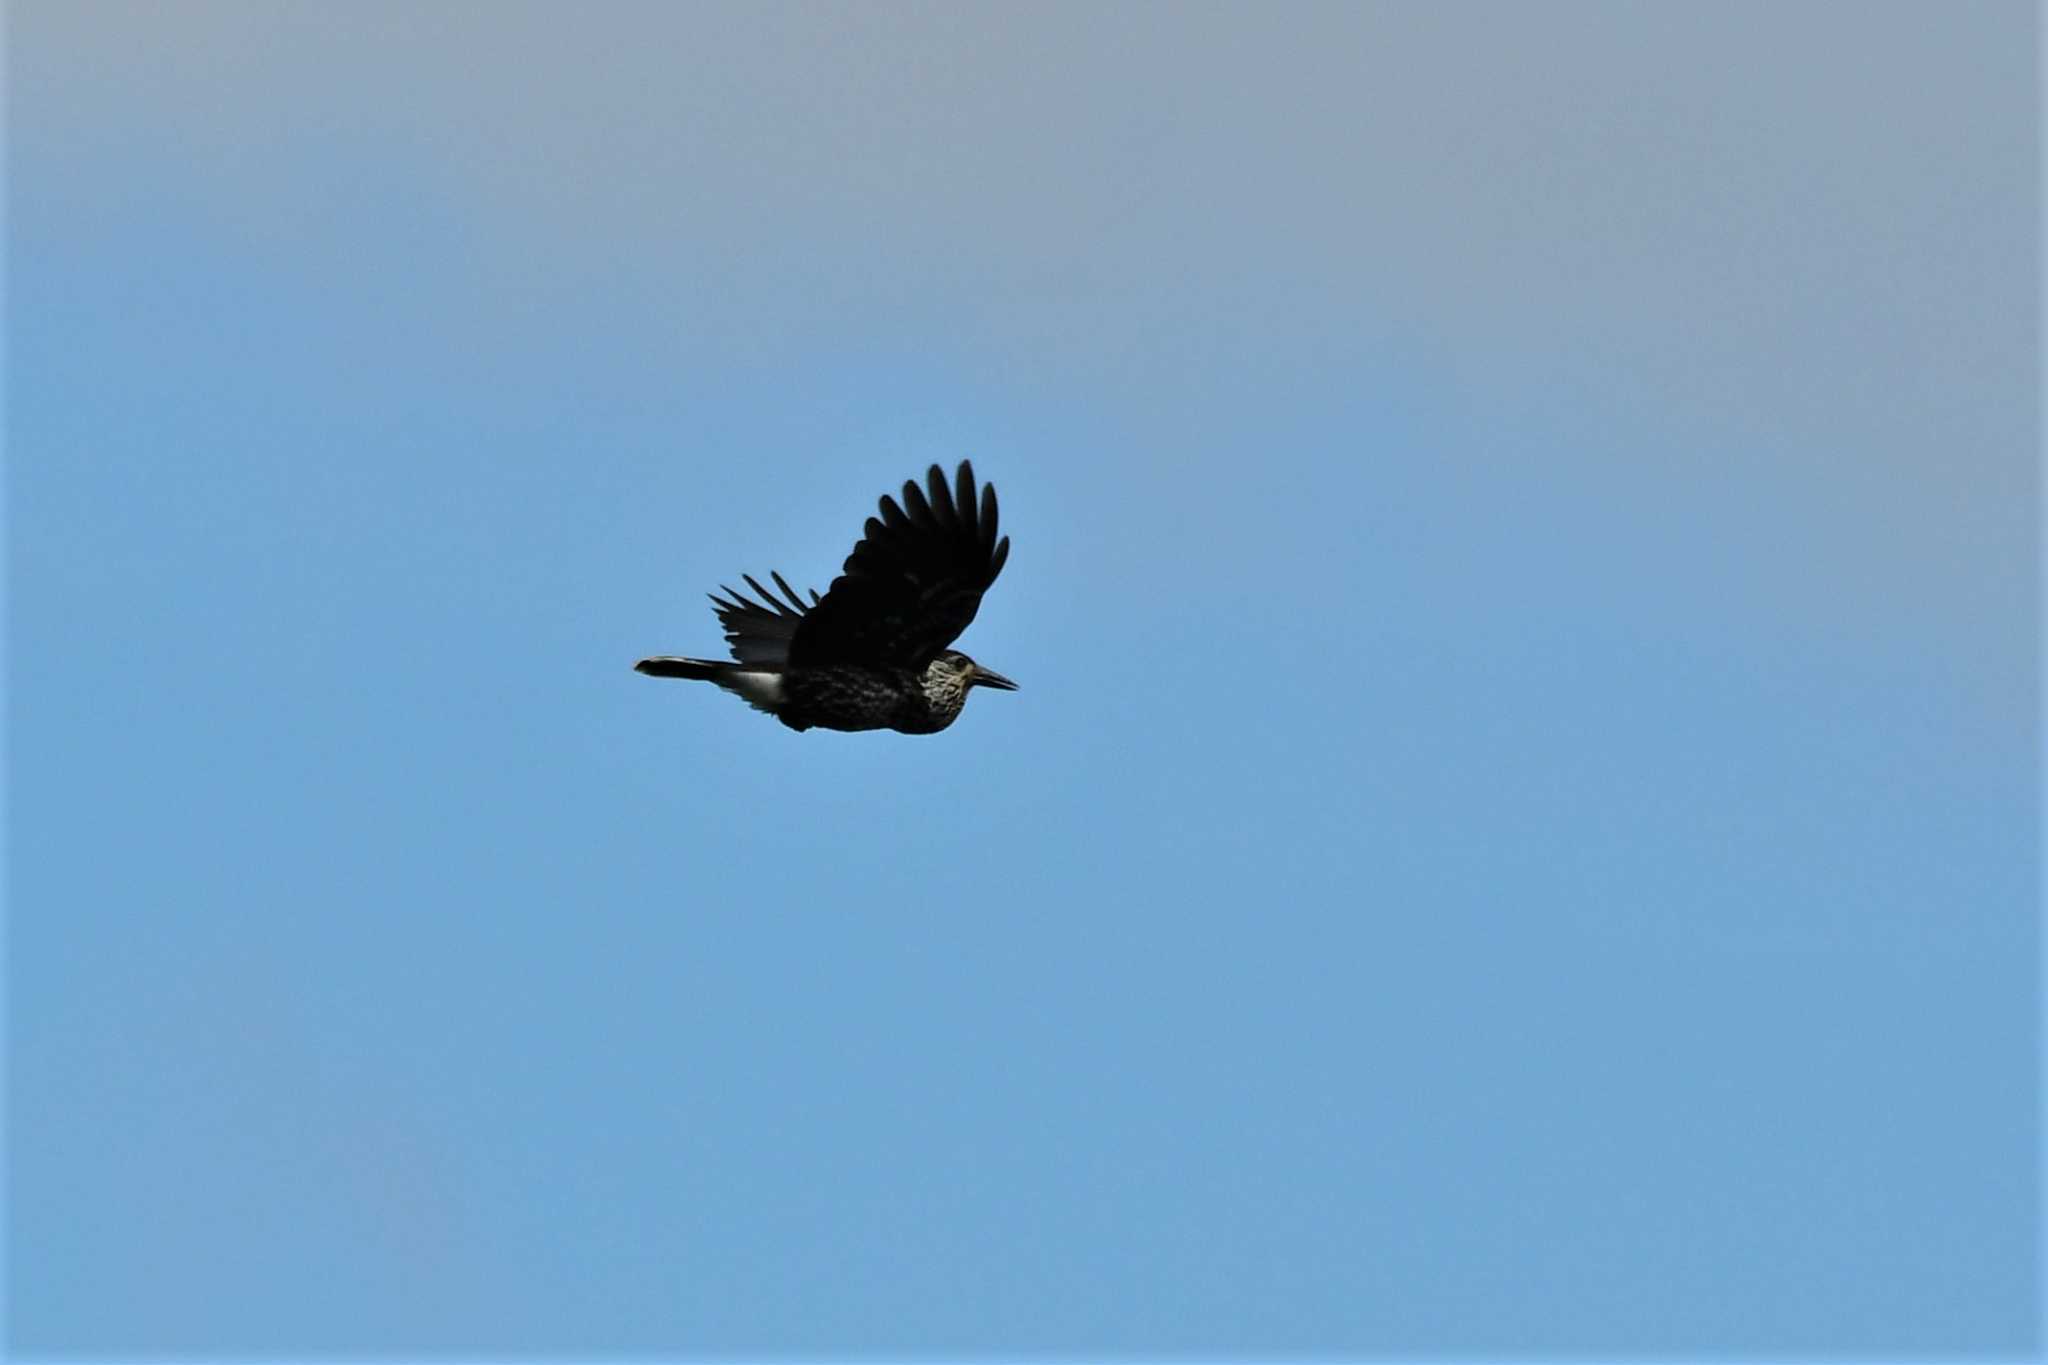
[8,1,2037,1358]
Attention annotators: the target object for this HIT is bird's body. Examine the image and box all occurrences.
[636,653,990,733]
[636,462,1015,734]
[785,657,973,734]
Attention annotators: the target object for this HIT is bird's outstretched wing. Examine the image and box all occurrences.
[708,571,822,665]
[789,461,1010,668]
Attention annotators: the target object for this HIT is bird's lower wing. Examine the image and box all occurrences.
[708,572,821,665]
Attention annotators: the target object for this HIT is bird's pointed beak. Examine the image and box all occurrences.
[973,665,1019,692]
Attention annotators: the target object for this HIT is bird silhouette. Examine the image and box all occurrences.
[636,461,1016,733]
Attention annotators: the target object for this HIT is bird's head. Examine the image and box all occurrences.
[931,649,1018,695]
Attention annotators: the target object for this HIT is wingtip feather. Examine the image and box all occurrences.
[901,478,937,531]
[978,483,999,553]
[769,571,809,613]
[926,464,961,531]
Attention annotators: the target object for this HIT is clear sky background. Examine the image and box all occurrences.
[8,1,2037,1358]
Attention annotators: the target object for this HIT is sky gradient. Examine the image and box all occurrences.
[8,1,2039,1357]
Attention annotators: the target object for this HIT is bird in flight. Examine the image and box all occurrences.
[636,460,1016,734]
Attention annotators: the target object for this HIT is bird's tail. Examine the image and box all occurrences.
[636,656,789,717]
[634,656,723,680]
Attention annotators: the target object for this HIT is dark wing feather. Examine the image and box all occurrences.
[708,571,822,665]
[789,461,1011,668]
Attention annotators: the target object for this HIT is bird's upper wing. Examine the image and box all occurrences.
[708,572,822,665]
[789,461,1011,668]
